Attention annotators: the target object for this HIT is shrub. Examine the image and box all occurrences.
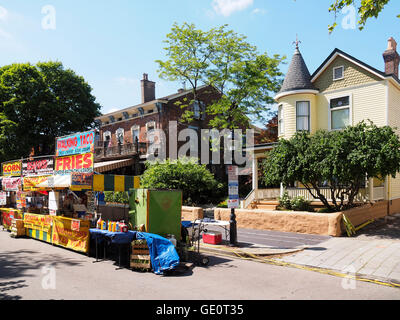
[290,196,313,212]
[278,192,292,210]
[140,157,222,206]
[104,191,129,204]
[278,192,313,212]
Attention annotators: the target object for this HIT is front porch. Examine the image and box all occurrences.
[242,144,387,209]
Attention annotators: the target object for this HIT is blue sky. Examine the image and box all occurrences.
[1,0,400,125]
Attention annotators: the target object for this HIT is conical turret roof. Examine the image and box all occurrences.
[277,47,317,97]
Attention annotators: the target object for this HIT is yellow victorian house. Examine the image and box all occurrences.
[245,37,400,214]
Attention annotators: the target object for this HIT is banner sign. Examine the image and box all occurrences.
[71,173,93,191]
[16,191,27,209]
[24,213,53,232]
[2,177,22,191]
[2,161,22,177]
[56,130,95,157]
[23,176,51,191]
[0,192,6,205]
[54,153,94,175]
[22,157,54,177]
[2,209,22,230]
[52,216,90,253]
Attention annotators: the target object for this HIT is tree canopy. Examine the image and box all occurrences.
[328,0,395,32]
[263,121,400,212]
[0,61,101,162]
[156,23,285,129]
[140,158,225,206]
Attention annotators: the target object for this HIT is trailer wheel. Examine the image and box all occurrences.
[201,256,209,266]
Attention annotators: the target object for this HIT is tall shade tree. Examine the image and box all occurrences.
[263,121,400,212]
[0,61,101,162]
[328,0,395,32]
[156,23,285,129]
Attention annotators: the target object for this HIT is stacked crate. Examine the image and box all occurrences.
[131,240,151,271]
[10,219,25,238]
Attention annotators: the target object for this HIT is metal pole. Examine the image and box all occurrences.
[229,208,237,246]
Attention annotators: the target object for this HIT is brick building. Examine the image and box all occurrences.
[94,74,222,176]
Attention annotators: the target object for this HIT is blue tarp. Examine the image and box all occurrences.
[136,232,180,275]
[90,229,137,244]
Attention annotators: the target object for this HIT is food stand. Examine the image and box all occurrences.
[1,161,24,230]
[1,129,183,275]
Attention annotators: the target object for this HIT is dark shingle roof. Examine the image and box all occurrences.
[278,48,317,94]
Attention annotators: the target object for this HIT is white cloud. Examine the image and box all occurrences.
[252,8,266,15]
[212,0,254,17]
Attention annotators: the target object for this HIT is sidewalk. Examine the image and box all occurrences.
[199,216,400,287]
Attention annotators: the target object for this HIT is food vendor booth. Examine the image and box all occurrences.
[1,161,24,230]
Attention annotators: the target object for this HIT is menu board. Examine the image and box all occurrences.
[22,157,54,177]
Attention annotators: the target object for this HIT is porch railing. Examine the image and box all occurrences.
[285,187,377,202]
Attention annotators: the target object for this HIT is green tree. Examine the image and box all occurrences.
[140,157,225,206]
[263,121,400,212]
[328,0,395,32]
[156,23,285,129]
[0,61,101,162]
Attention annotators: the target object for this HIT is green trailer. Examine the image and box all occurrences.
[129,189,182,241]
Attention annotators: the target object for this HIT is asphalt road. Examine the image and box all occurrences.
[202,226,331,248]
[0,229,399,301]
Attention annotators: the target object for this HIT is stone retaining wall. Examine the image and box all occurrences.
[214,201,389,237]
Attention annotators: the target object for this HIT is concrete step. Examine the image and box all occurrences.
[250,205,278,210]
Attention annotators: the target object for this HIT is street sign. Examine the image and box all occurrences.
[228,165,239,209]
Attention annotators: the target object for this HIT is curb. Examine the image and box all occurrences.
[199,244,400,290]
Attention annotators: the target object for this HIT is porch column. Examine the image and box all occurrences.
[252,156,258,191]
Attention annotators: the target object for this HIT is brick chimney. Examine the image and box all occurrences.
[141,73,156,103]
[383,37,400,78]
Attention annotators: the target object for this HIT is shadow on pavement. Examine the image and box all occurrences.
[355,217,400,240]
[0,249,84,281]
[0,280,26,300]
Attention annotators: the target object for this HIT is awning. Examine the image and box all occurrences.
[94,159,135,173]
[93,175,140,192]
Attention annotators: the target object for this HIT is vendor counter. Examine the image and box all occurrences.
[23,213,90,253]
[1,208,23,231]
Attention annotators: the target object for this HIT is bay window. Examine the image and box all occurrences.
[296,101,310,132]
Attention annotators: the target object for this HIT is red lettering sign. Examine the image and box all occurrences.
[55,153,93,175]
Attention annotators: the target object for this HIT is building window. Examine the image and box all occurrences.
[191,101,201,119]
[330,96,350,130]
[333,66,344,81]
[296,101,310,132]
[278,105,284,135]
[103,131,112,147]
[131,126,140,144]
[116,128,124,145]
[146,122,156,143]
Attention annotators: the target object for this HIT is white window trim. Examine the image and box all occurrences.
[296,101,311,132]
[116,128,125,144]
[131,125,140,143]
[328,93,353,131]
[146,121,156,131]
[278,104,284,136]
[333,66,344,81]
[103,131,111,141]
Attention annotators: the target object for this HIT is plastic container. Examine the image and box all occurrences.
[102,220,107,230]
[96,218,102,229]
[203,231,222,245]
[167,234,177,247]
[119,223,128,233]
